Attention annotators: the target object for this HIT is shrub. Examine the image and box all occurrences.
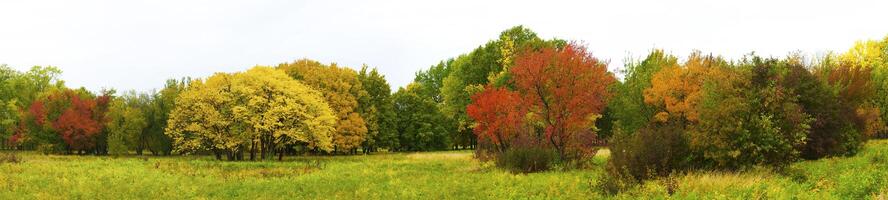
[605,122,690,185]
[495,147,557,173]
[802,61,877,159]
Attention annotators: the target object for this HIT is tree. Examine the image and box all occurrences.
[53,91,102,154]
[105,91,148,155]
[695,55,810,169]
[166,66,336,161]
[839,36,888,138]
[804,57,880,157]
[0,65,21,149]
[23,88,105,154]
[278,59,368,153]
[146,78,189,155]
[608,50,678,136]
[643,53,715,123]
[1,66,64,150]
[357,65,397,152]
[440,26,562,149]
[392,84,451,151]
[166,73,244,159]
[509,42,616,160]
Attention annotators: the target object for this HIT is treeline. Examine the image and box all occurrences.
[0,61,453,160]
[0,66,186,156]
[2,26,886,168]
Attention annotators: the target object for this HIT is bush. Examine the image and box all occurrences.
[607,122,690,181]
[495,147,557,173]
[599,122,690,194]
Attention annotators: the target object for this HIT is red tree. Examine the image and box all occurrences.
[510,42,616,159]
[29,100,46,125]
[23,89,105,154]
[466,86,527,153]
[52,95,101,153]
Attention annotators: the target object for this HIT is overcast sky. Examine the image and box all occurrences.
[1,0,887,92]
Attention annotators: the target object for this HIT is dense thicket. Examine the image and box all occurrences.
[602,49,886,193]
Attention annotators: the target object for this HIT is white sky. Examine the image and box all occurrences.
[1,0,887,92]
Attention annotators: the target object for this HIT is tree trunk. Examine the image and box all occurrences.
[250,141,256,161]
[236,146,244,161]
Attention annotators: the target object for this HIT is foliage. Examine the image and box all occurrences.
[838,36,888,139]
[636,53,815,169]
[144,79,189,155]
[105,91,148,155]
[510,42,615,160]
[466,42,615,173]
[357,65,397,152]
[391,84,451,151]
[166,66,336,160]
[466,86,526,153]
[440,26,562,149]
[803,58,880,158]
[278,59,368,153]
[22,88,107,154]
[605,122,689,188]
[413,60,461,148]
[0,66,65,149]
[608,50,678,136]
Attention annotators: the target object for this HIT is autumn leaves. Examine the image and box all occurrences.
[468,43,615,162]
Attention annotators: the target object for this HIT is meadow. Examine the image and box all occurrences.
[1,140,886,199]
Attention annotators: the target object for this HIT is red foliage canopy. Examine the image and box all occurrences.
[511,42,615,157]
[466,86,526,152]
[52,95,101,151]
[29,100,46,125]
[24,89,106,152]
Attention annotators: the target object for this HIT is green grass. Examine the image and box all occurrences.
[1,140,886,199]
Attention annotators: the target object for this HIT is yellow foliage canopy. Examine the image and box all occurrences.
[278,59,369,152]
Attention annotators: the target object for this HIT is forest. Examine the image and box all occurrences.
[1,26,887,199]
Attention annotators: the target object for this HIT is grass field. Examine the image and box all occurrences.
[1,140,886,199]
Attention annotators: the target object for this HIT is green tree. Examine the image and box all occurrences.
[358,65,397,152]
[105,91,148,155]
[392,84,450,151]
[1,66,65,150]
[607,50,677,137]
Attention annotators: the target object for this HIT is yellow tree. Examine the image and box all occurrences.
[230,67,337,160]
[166,66,336,161]
[166,74,244,160]
[278,59,369,153]
[643,52,711,123]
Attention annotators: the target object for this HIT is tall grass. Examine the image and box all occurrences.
[606,140,888,199]
[0,140,885,199]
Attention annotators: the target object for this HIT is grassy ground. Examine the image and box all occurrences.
[0,140,886,199]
